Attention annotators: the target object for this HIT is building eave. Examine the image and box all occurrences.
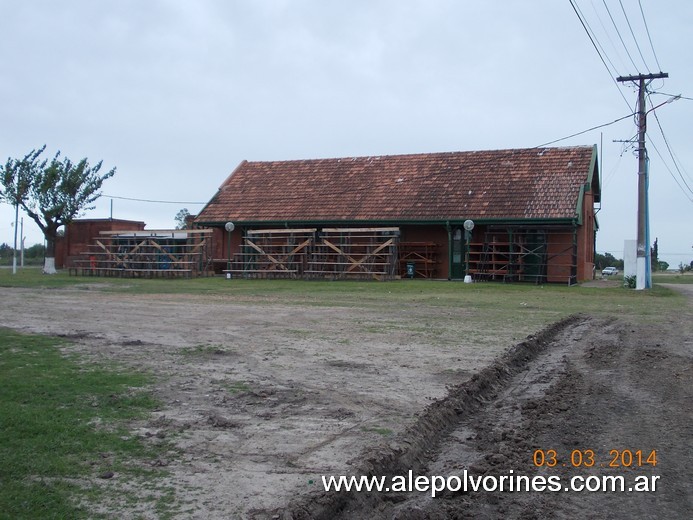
[195,217,579,228]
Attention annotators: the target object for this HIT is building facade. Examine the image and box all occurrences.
[195,146,601,283]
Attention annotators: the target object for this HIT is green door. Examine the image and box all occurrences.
[523,232,546,283]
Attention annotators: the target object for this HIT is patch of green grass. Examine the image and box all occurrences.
[361,426,394,436]
[653,272,693,284]
[0,269,687,330]
[223,380,252,395]
[285,328,312,338]
[0,328,172,519]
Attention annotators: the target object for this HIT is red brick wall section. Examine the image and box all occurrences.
[57,219,146,268]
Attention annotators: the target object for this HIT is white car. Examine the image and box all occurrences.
[601,266,618,276]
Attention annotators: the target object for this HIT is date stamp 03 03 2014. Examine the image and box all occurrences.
[532,449,658,469]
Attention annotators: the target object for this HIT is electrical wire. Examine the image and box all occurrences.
[102,194,208,205]
[601,0,640,72]
[657,136,693,185]
[570,0,616,76]
[650,91,693,102]
[534,111,635,148]
[568,0,632,108]
[602,152,623,188]
[649,109,693,197]
[589,0,629,75]
[648,139,693,203]
[637,0,663,71]
[618,0,651,72]
[645,93,693,200]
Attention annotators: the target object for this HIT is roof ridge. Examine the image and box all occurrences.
[241,145,596,165]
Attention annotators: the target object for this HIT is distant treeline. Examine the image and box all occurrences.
[0,243,46,266]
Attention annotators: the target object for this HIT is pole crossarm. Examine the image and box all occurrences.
[616,72,668,82]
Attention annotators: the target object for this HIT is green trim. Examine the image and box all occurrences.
[446,222,452,280]
[586,144,601,203]
[196,216,577,228]
[572,144,600,227]
[576,184,586,226]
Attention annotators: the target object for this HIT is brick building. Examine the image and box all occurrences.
[195,146,601,283]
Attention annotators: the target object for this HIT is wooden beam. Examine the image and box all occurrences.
[344,238,394,275]
[149,240,183,266]
[99,229,212,236]
[246,228,317,235]
[321,227,399,233]
[244,239,291,271]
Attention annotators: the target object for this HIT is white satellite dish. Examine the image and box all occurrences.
[224,222,235,232]
[463,219,475,231]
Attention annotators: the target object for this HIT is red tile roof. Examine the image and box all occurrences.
[196,146,598,224]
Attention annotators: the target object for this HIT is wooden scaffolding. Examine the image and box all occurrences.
[229,228,314,279]
[226,227,400,280]
[467,226,578,284]
[306,228,399,280]
[398,242,439,278]
[70,229,213,278]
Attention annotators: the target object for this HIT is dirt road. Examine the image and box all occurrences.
[1,284,691,519]
[283,286,693,519]
[0,285,511,518]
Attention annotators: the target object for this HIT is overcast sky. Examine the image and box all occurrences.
[1,0,691,267]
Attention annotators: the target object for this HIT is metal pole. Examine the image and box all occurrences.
[227,230,231,271]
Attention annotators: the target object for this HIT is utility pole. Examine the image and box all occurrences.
[616,72,668,290]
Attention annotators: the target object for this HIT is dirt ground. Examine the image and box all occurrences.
[0,284,691,519]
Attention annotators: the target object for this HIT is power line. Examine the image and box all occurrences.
[569,0,615,75]
[568,0,632,108]
[655,132,693,185]
[648,139,693,203]
[534,111,635,148]
[648,109,693,200]
[102,194,208,205]
[618,0,651,72]
[588,0,628,76]
[650,91,693,102]
[581,0,623,77]
[602,0,640,72]
[637,0,663,71]
[647,94,693,185]
[602,152,624,188]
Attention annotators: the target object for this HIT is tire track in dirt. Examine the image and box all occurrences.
[270,311,692,520]
[266,315,586,519]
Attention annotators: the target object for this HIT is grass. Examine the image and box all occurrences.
[0,328,174,519]
[223,380,252,395]
[361,426,394,436]
[0,268,688,323]
[2,268,687,353]
[653,272,693,284]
